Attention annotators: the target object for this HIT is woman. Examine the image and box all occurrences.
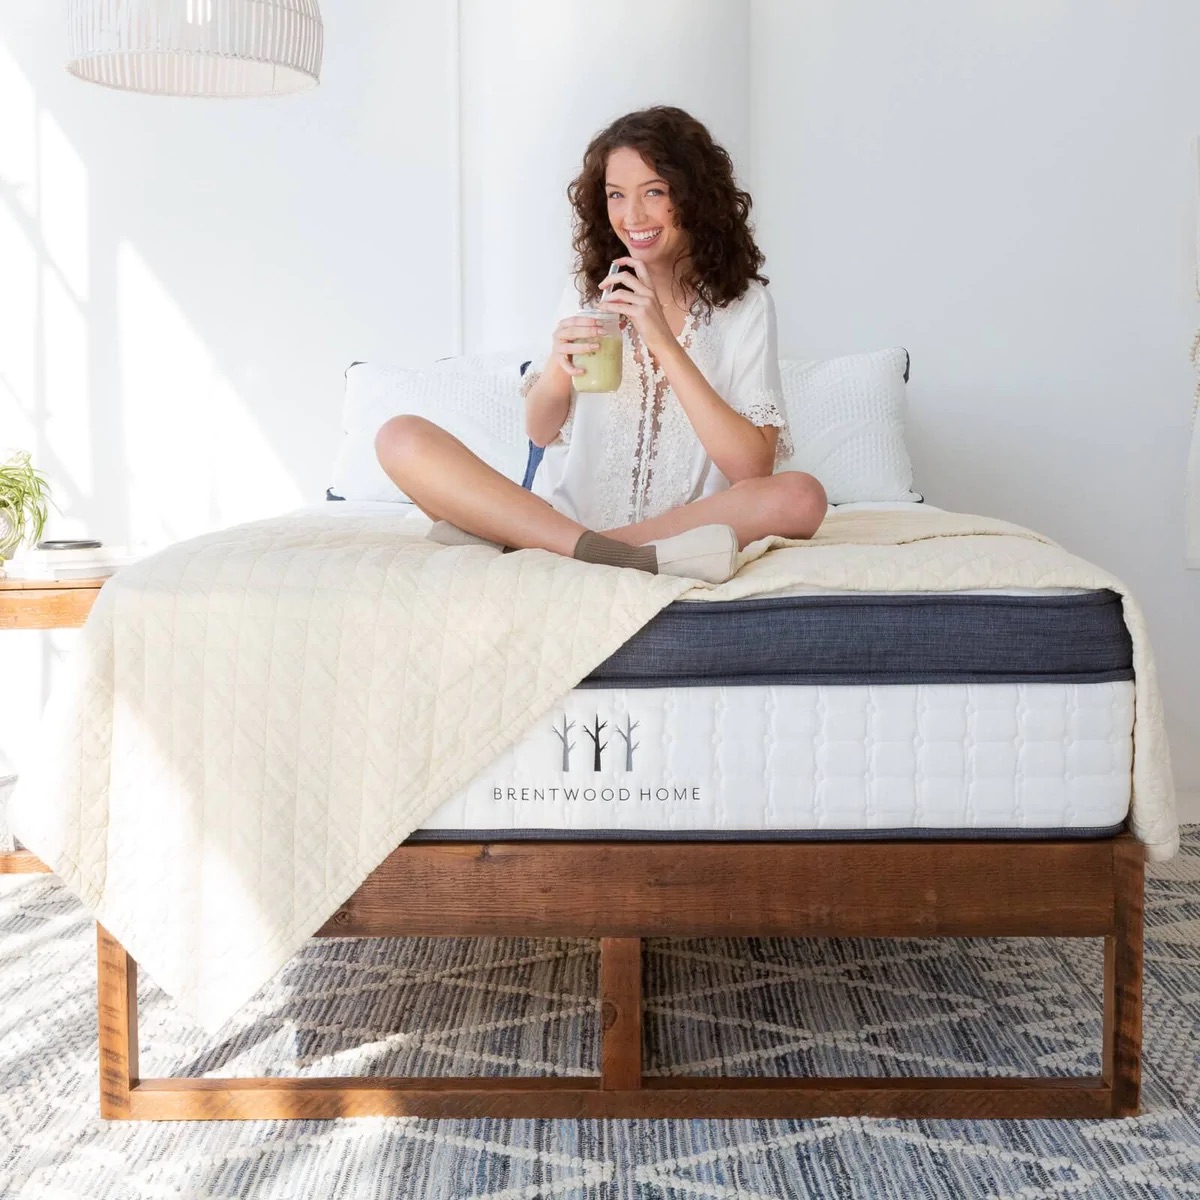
[376,105,826,584]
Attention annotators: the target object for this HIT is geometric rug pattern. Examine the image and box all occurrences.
[3,830,1200,1198]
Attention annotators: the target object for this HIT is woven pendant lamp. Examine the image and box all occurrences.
[65,0,323,97]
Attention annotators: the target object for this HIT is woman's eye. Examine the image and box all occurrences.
[607,191,622,200]
[647,188,663,196]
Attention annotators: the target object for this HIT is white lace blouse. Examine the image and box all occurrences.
[520,275,793,531]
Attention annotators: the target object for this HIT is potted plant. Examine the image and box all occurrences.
[0,451,51,562]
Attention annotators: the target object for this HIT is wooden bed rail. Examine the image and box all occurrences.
[97,834,1143,1120]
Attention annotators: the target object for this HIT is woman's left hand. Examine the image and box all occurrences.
[598,257,676,355]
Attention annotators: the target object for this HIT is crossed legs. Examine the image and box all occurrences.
[375,417,585,556]
[374,416,827,554]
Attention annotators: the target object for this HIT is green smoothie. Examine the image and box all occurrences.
[572,333,623,392]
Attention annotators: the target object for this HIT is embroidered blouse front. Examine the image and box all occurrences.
[520,276,793,531]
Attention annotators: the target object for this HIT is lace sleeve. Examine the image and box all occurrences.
[520,365,576,445]
[727,286,795,468]
[732,387,794,466]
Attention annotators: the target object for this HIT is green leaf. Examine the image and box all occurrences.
[0,450,53,556]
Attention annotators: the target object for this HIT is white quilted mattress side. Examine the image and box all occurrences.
[421,681,1134,834]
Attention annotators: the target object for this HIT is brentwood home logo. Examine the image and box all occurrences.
[490,710,703,805]
[551,713,639,771]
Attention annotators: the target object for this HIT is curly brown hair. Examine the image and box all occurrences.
[566,106,767,319]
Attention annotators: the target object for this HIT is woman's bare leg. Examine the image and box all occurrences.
[375,416,585,555]
[601,472,828,549]
[376,416,825,557]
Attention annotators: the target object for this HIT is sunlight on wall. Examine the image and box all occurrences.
[0,41,36,220]
[0,50,92,531]
[0,41,38,450]
[0,40,77,797]
[42,269,91,513]
[118,240,303,550]
[39,110,88,303]
[0,207,37,451]
[39,109,92,525]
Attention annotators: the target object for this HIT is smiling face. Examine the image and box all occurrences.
[605,146,687,268]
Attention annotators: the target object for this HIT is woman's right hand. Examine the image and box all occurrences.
[551,315,601,378]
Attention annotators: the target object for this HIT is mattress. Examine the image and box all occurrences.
[582,591,1132,688]
[307,499,1135,839]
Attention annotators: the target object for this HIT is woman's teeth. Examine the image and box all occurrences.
[628,228,662,245]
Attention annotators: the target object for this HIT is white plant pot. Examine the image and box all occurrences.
[0,513,27,564]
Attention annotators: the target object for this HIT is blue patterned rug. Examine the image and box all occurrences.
[2,830,1199,1198]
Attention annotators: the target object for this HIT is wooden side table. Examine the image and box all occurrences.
[0,577,107,874]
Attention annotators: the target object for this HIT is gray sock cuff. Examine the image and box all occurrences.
[572,531,658,573]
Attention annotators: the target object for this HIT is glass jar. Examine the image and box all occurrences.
[570,309,623,393]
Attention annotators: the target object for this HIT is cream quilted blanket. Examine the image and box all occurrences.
[10,506,1176,1031]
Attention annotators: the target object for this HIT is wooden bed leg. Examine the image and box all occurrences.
[600,937,642,1091]
[1103,838,1143,1117]
[97,923,139,1119]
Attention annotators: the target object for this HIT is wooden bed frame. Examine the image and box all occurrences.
[97,832,1143,1121]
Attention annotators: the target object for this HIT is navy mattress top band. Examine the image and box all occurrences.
[580,589,1133,688]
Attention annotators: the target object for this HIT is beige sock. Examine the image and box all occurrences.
[572,531,659,573]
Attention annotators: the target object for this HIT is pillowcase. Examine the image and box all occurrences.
[332,347,917,506]
[431,350,539,377]
[329,361,529,503]
[518,361,544,491]
[777,347,918,504]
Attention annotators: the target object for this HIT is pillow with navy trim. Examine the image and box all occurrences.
[518,360,544,491]
[329,359,530,503]
[331,347,918,505]
[778,347,919,504]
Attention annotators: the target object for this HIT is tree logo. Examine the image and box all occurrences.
[551,711,640,772]
[583,715,607,771]
[551,715,574,771]
[615,713,639,771]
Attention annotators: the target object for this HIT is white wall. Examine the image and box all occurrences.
[752,0,1200,806]
[2,0,1198,809]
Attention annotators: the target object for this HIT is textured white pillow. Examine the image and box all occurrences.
[329,362,528,503]
[431,349,540,377]
[778,347,918,504]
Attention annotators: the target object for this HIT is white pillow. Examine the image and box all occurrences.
[329,362,529,503]
[431,350,539,377]
[778,347,919,504]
